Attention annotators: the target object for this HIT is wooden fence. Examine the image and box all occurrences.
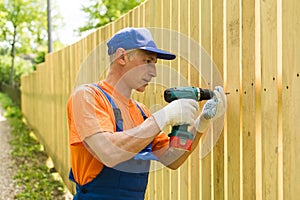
[21,0,300,199]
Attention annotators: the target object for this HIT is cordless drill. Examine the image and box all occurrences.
[164,87,214,151]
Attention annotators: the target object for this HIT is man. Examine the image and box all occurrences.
[67,27,226,199]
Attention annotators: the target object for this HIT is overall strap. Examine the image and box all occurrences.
[133,101,158,161]
[92,83,123,132]
[134,101,148,120]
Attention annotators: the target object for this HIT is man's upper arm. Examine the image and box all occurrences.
[68,85,115,142]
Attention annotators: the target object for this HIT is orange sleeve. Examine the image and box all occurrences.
[67,85,115,144]
[152,132,169,158]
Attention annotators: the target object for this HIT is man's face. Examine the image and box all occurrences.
[123,49,158,92]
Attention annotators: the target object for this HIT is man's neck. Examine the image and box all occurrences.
[105,74,132,98]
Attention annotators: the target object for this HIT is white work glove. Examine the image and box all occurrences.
[152,99,199,131]
[195,86,227,133]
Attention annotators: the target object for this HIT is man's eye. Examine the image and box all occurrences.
[143,57,157,64]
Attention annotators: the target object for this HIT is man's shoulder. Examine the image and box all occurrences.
[68,83,112,106]
[72,84,96,93]
[134,101,151,116]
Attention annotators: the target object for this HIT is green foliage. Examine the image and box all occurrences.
[0,0,48,85]
[0,92,14,109]
[32,51,45,70]
[0,0,48,53]
[15,57,35,85]
[4,105,22,119]
[33,51,45,64]
[78,0,145,34]
[0,93,66,200]
[0,0,64,52]
[0,55,11,85]
[0,1,7,40]
[0,55,34,86]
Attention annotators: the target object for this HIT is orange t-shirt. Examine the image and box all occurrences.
[67,81,169,185]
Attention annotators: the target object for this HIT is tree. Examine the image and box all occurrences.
[0,0,47,86]
[78,0,144,34]
[0,1,6,30]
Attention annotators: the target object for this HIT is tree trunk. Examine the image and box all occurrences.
[9,26,17,86]
[47,0,53,53]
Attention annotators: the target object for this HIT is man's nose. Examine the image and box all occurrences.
[149,64,157,77]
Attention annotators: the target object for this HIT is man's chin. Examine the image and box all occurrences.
[136,84,148,92]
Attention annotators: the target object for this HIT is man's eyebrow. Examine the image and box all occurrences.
[146,53,157,59]
[150,56,157,63]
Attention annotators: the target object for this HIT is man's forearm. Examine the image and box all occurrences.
[84,116,161,167]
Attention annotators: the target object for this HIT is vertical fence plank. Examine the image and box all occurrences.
[189,0,201,199]
[241,0,256,199]
[282,0,300,199]
[43,55,51,154]
[171,0,180,199]
[151,1,165,200]
[226,0,241,199]
[212,0,225,199]
[35,64,42,138]
[52,51,60,168]
[260,0,279,199]
[178,0,190,199]
[94,29,101,83]
[200,0,213,199]
[48,53,55,158]
[131,4,140,28]
[162,0,173,199]
[57,50,63,174]
[86,33,96,83]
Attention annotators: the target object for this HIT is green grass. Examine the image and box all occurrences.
[0,93,68,200]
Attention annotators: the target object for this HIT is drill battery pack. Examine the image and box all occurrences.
[168,125,194,151]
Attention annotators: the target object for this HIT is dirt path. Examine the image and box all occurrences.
[0,106,17,199]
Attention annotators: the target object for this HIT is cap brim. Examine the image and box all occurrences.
[139,47,176,60]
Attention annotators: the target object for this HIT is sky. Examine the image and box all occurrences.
[56,0,87,45]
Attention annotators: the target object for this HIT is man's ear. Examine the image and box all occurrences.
[115,48,126,65]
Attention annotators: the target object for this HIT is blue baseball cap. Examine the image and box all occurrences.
[107,27,176,60]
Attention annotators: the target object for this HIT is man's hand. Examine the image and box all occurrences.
[152,99,199,131]
[195,86,227,133]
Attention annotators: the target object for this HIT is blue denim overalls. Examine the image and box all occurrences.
[69,84,158,200]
